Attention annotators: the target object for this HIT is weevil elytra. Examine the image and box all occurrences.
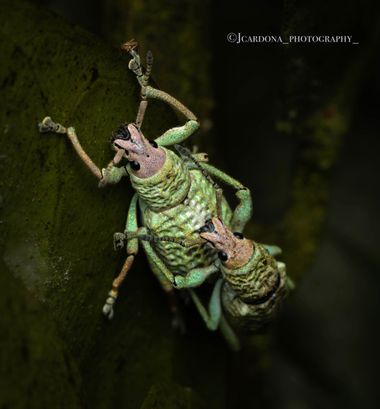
[189,216,293,350]
[38,40,253,322]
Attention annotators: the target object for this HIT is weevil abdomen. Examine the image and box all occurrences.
[221,243,289,331]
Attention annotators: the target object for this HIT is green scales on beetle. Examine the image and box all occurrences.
[38,40,292,350]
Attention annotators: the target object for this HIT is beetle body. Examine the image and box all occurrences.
[220,242,289,331]
[130,147,232,275]
[192,217,292,349]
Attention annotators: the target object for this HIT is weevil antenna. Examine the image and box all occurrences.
[174,144,221,191]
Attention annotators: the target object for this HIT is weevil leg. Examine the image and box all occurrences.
[143,85,200,147]
[174,264,219,289]
[103,255,135,319]
[199,163,253,232]
[276,261,295,291]
[38,116,127,187]
[129,51,151,127]
[154,118,200,147]
[144,250,174,292]
[144,85,198,121]
[219,314,241,351]
[192,152,209,163]
[102,193,139,319]
[140,240,175,285]
[191,280,241,350]
[121,41,153,127]
[38,117,102,179]
[189,278,224,331]
[286,276,296,291]
[263,244,282,257]
[145,255,186,334]
[98,162,128,188]
[124,42,200,145]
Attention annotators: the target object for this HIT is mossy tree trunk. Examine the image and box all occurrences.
[0,1,227,408]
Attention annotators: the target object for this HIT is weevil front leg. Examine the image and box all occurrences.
[38,117,127,187]
[200,163,253,232]
[174,264,219,289]
[125,45,200,145]
[144,255,186,334]
[145,86,200,147]
[103,193,140,319]
[189,280,241,350]
[39,117,102,179]
[121,39,153,127]
[139,239,176,285]
[189,278,223,331]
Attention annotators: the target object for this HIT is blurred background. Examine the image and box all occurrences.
[0,0,379,408]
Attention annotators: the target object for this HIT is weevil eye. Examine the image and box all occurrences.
[149,139,158,148]
[113,124,131,141]
[130,161,140,171]
[207,219,215,232]
[233,232,244,239]
[199,224,209,233]
[218,251,228,261]
[199,219,215,233]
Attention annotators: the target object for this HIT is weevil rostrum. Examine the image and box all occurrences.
[38,40,254,330]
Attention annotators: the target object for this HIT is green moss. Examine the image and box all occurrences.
[0,259,83,409]
[140,382,205,409]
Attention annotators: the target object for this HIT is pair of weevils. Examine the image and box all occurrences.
[38,40,293,350]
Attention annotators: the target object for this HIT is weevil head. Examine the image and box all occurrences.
[111,123,165,178]
[199,217,253,270]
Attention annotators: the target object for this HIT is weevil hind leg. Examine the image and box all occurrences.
[145,252,186,334]
[219,314,241,352]
[189,278,224,331]
[189,280,241,351]
[102,194,140,319]
[102,255,135,319]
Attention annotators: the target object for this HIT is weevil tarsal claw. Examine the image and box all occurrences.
[38,116,67,134]
[102,290,118,319]
[102,302,114,319]
[121,39,139,53]
[113,232,126,251]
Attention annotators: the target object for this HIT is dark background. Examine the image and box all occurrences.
[1,1,379,408]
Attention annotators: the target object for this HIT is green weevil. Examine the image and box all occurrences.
[186,215,294,350]
[38,40,253,323]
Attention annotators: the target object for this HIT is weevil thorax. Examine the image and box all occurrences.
[221,242,281,303]
[111,123,191,211]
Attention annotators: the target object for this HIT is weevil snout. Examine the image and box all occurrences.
[199,217,253,270]
[111,123,145,154]
[111,123,165,178]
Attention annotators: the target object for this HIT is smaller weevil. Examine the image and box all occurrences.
[188,217,294,350]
